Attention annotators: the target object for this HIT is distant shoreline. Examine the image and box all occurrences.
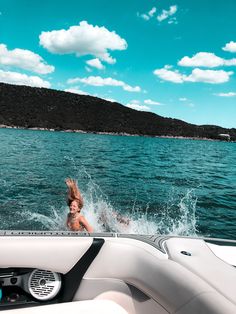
[0,124,234,143]
[1,82,235,142]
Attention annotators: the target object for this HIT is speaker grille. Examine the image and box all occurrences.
[28,269,61,301]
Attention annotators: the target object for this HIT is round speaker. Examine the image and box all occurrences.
[28,269,61,301]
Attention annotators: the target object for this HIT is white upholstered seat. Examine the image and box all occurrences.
[1,300,128,314]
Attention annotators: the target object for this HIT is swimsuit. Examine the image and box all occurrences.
[67,213,84,231]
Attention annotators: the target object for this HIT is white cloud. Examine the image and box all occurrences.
[154,66,185,83]
[123,85,141,92]
[149,7,157,18]
[187,103,195,107]
[140,14,150,21]
[67,78,81,84]
[214,92,236,97]
[164,64,173,70]
[154,67,233,84]
[67,76,141,92]
[178,52,236,67]
[0,69,51,88]
[102,97,117,102]
[64,87,88,95]
[138,7,156,21]
[186,68,233,83]
[39,21,127,64]
[168,17,178,25]
[222,41,236,53]
[0,44,54,74]
[126,103,150,111]
[129,100,140,105]
[86,58,104,70]
[144,99,161,105]
[85,66,92,72]
[179,98,194,106]
[157,5,177,22]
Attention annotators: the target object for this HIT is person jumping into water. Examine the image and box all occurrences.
[65,178,93,233]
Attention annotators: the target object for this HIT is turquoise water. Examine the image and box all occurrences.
[0,128,235,240]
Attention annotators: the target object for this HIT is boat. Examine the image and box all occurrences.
[0,231,235,313]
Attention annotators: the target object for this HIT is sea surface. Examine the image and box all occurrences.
[0,128,235,240]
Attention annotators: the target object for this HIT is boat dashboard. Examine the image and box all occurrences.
[0,267,62,309]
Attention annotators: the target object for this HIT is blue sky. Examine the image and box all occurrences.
[0,0,236,128]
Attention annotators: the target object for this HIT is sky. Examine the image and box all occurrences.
[0,0,236,128]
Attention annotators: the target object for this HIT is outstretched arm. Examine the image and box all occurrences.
[80,216,94,233]
[65,178,84,207]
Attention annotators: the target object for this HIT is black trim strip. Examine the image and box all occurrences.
[59,238,104,302]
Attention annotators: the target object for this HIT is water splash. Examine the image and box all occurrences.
[68,177,198,236]
[0,157,198,236]
[156,189,198,236]
[6,206,68,231]
[27,206,67,231]
[25,175,198,236]
[81,178,130,233]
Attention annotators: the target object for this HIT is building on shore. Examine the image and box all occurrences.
[218,134,230,141]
